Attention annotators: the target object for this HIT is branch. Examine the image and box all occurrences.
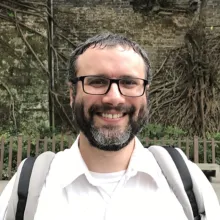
[153,56,168,78]
[50,90,76,130]
[0,3,48,21]
[14,11,49,76]
[57,33,77,48]
[0,82,17,130]
[0,14,47,38]
[5,0,47,11]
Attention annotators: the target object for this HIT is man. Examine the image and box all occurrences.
[0,33,219,219]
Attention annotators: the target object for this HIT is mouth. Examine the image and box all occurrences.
[95,112,127,120]
[93,112,127,127]
[99,113,125,119]
[89,105,134,120]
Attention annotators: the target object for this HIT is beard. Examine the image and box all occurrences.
[72,101,148,151]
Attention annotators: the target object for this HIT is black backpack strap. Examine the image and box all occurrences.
[163,146,201,220]
[16,156,36,220]
[6,152,56,220]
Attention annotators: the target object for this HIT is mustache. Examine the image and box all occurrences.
[89,104,136,115]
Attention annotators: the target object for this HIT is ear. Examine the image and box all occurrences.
[145,84,150,98]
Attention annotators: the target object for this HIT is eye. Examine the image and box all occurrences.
[120,79,138,87]
[86,77,109,87]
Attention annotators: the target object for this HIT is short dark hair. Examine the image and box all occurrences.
[68,32,152,83]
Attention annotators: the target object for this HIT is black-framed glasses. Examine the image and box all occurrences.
[70,75,148,97]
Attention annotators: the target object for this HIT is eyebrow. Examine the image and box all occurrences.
[92,73,138,79]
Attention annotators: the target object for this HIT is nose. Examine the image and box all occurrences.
[102,82,125,106]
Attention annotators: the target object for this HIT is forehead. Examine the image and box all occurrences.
[76,45,146,78]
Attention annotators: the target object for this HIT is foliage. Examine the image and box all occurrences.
[138,123,191,155]
[138,123,187,143]
[138,124,220,165]
[204,132,220,164]
[0,0,76,136]
[0,0,220,139]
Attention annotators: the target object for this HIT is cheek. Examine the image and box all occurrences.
[134,97,147,116]
[84,96,97,109]
[137,95,147,105]
[75,94,96,114]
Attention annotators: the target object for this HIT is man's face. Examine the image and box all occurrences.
[71,45,148,151]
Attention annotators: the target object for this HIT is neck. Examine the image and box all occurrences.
[78,132,135,173]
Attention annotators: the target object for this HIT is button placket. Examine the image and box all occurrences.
[104,171,136,220]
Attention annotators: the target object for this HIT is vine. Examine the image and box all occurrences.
[0,0,77,134]
[149,19,220,136]
[1,0,219,137]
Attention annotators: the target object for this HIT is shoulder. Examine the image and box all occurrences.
[132,145,169,186]
[176,150,220,216]
[44,148,73,186]
[50,148,72,168]
[188,161,220,218]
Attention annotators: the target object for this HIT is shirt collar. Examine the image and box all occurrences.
[60,136,161,189]
[60,135,89,188]
[126,137,162,186]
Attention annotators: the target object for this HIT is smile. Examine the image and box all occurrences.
[101,113,124,119]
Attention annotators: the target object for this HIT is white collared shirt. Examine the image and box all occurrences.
[0,137,219,220]
[34,137,188,220]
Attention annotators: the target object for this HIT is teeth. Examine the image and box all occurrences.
[102,113,123,119]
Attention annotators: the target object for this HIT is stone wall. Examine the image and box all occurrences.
[0,2,49,134]
[53,0,220,69]
[0,0,219,134]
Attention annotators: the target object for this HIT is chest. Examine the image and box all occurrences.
[34,174,187,220]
